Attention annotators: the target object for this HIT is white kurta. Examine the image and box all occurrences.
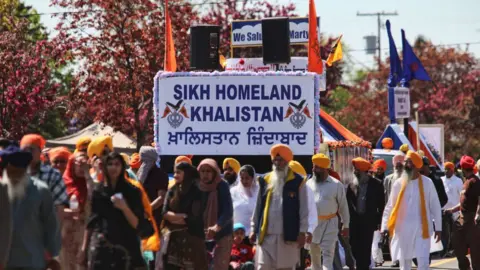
[441,175,463,220]
[381,176,442,261]
[231,184,259,235]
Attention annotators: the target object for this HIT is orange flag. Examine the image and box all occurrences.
[164,0,177,72]
[308,0,322,74]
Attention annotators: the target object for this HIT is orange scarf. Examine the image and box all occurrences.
[387,175,429,239]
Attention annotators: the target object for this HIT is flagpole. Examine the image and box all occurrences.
[415,111,420,151]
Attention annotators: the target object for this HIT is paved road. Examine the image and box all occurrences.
[375,257,460,269]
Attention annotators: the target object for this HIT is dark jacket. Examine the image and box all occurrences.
[429,173,448,208]
[254,170,305,244]
[214,180,234,240]
[162,182,206,239]
[346,176,385,231]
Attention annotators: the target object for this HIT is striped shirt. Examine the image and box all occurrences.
[33,165,69,206]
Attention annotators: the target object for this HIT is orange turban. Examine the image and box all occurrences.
[87,136,113,158]
[20,134,46,149]
[223,158,240,174]
[49,147,72,162]
[373,159,387,171]
[186,155,194,159]
[312,153,330,169]
[130,153,142,169]
[352,157,371,172]
[76,137,91,152]
[444,162,455,171]
[406,150,423,169]
[270,144,293,162]
[175,155,192,165]
[382,138,394,149]
[289,160,307,177]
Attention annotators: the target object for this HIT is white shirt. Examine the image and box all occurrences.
[231,184,259,235]
[441,175,463,220]
[306,184,318,234]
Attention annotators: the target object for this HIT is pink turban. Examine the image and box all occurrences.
[392,154,405,165]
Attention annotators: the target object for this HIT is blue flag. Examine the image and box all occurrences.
[401,29,431,83]
[386,20,402,87]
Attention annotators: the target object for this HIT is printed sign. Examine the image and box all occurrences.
[154,72,317,155]
[393,87,410,119]
[225,57,326,91]
[231,17,320,47]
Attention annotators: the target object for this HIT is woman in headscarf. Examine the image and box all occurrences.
[160,162,208,269]
[62,152,91,270]
[229,165,258,239]
[78,152,154,270]
[197,159,233,270]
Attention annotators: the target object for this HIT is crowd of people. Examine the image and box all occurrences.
[0,134,479,270]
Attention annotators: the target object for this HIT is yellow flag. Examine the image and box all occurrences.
[326,35,343,66]
[219,54,227,68]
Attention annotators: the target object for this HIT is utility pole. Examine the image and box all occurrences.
[357,11,398,71]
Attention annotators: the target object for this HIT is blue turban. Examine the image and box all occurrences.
[0,145,32,168]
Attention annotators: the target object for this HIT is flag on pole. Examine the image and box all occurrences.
[386,20,402,87]
[326,35,343,66]
[308,0,322,74]
[164,0,177,72]
[401,29,431,83]
[219,55,227,68]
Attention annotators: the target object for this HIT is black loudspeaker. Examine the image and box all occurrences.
[190,25,220,70]
[262,17,291,64]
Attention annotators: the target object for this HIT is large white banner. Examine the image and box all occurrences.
[231,17,320,46]
[154,72,318,155]
[225,57,327,91]
[419,124,444,165]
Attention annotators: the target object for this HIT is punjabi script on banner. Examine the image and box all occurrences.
[154,73,317,155]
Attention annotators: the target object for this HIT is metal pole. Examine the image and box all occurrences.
[357,11,398,71]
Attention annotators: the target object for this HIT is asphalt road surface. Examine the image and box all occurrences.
[375,257,461,269]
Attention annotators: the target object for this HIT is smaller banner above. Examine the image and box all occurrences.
[225,57,326,91]
[231,17,320,47]
[393,87,410,119]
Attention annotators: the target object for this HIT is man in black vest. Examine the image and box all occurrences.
[346,157,385,270]
[250,144,309,270]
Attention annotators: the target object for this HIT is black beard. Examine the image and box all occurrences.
[315,172,326,182]
[224,173,237,185]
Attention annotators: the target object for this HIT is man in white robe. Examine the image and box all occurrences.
[381,151,442,270]
[250,144,309,270]
[307,153,349,270]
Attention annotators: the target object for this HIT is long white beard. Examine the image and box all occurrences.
[400,169,414,185]
[3,170,29,202]
[269,165,288,197]
[393,169,403,181]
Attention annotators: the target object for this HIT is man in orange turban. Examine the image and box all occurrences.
[49,147,72,175]
[372,159,387,182]
[307,154,350,270]
[381,150,442,270]
[20,134,69,216]
[129,153,142,173]
[382,138,394,150]
[250,144,309,269]
[174,155,192,166]
[346,157,385,270]
[223,158,241,186]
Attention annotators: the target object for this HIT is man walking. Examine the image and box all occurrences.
[307,154,349,270]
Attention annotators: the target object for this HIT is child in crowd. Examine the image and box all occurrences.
[230,223,254,270]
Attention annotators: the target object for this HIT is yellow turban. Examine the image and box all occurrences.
[270,144,293,162]
[87,136,113,158]
[444,162,455,171]
[312,153,331,169]
[223,158,240,174]
[352,157,371,172]
[175,155,192,165]
[400,144,409,153]
[406,150,423,169]
[289,160,307,177]
[382,138,394,149]
[76,137,92,152]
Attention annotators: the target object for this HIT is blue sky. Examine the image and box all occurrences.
[25,0,480,70]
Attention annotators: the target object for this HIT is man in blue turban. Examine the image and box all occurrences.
[1,145,61,270]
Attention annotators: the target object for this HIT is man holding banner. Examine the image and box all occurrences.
[250,144,309,270]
